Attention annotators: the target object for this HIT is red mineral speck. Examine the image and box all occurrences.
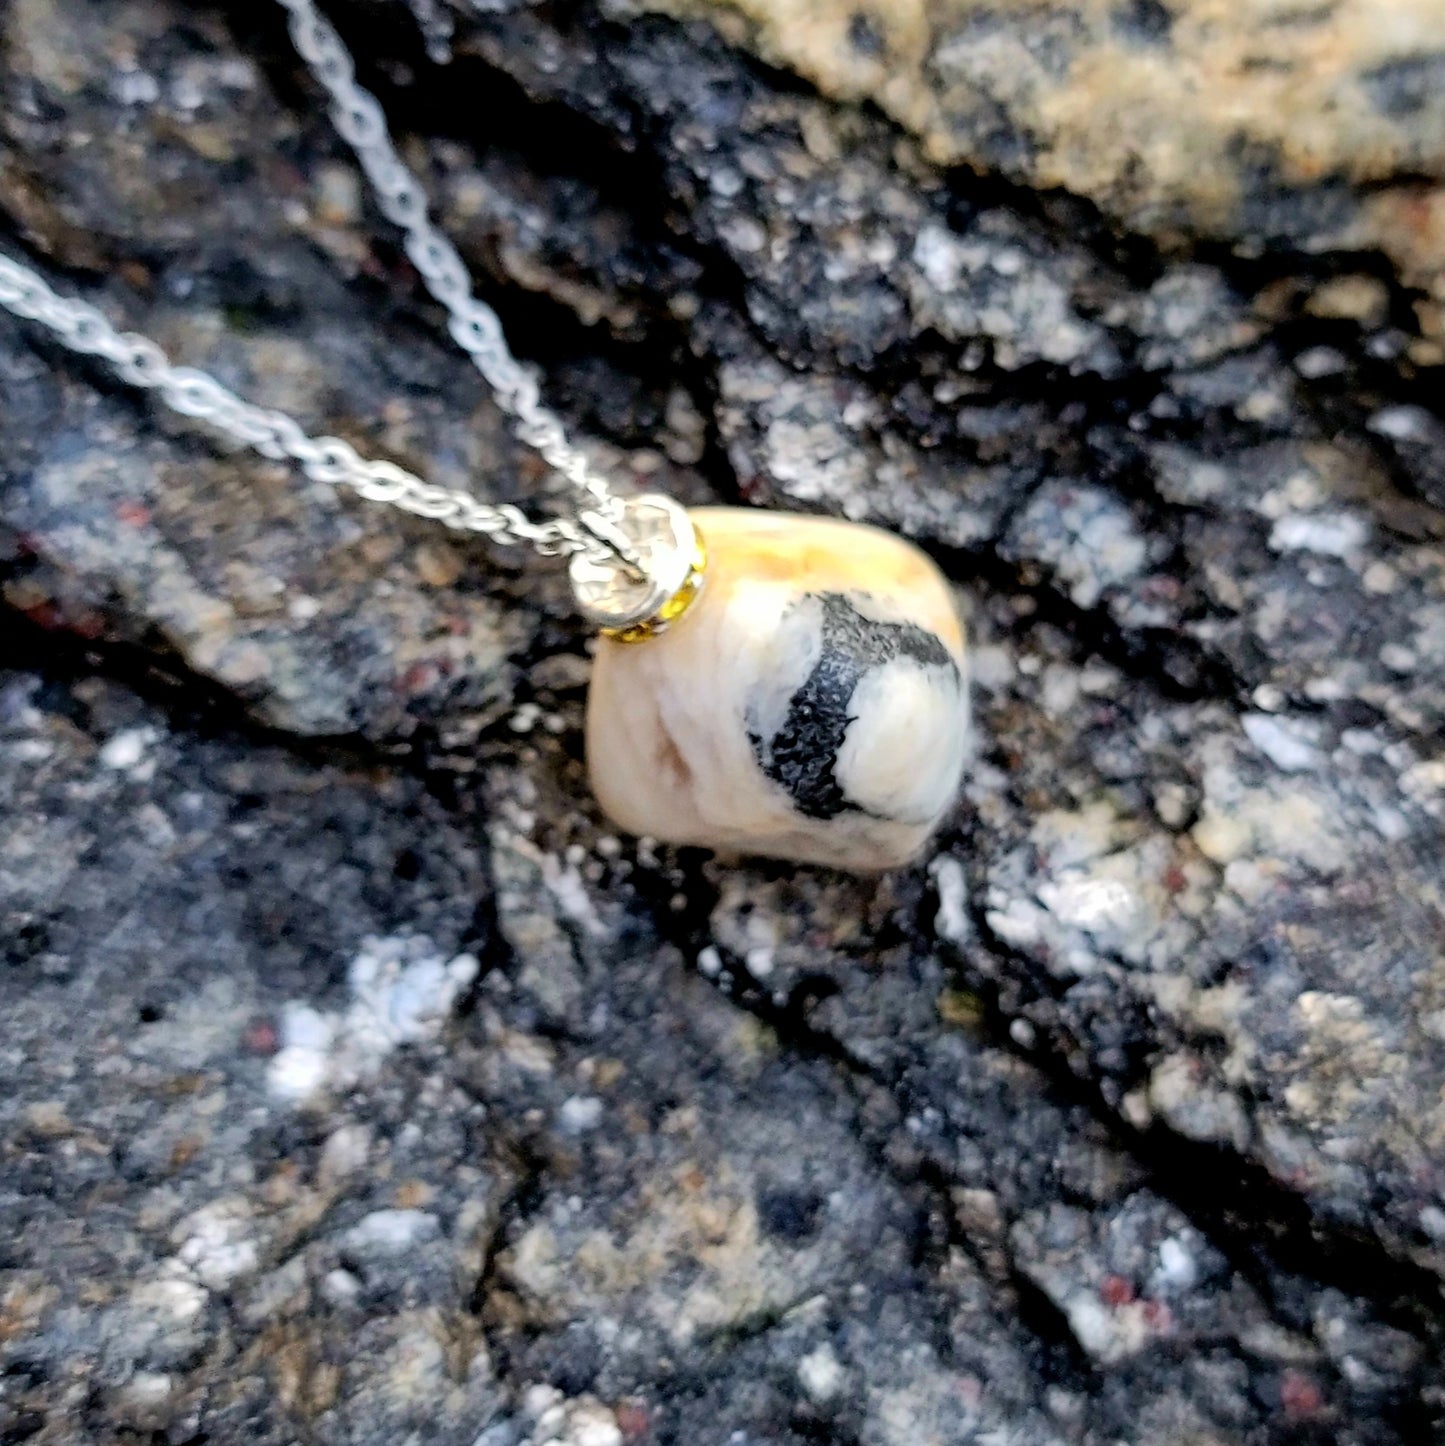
[1281,1369,1323,1419]
[1099,1274,1135,1307]
[953,1375,984,1407]
[615,1401,649,1440]
[21,602,60,630]
[115,500,152,527]
[242,1018,279,1056]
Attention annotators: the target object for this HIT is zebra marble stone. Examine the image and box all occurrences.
[587,508,969,871]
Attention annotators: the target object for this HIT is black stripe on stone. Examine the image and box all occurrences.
[749,592,959,821]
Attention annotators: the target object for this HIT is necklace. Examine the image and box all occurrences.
[0,0,969,873]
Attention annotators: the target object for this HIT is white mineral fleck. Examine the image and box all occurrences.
[174,1200,259,1288]
[797,1342,846,1402]
[1268,512,1368,557]
[122,1372,173,1406]
[99,726,157,771]
[321,1268,361,1306]
[130,1272,209,1324]
[267,935,479,1102]
[268,1004,336,1102]
[318,1122,372,1184]
[1009,1018,1037,1049]
[745,946,776,980]
[1061,1283,1172,1365]
[1242,714,1323,773]
[928,854,971,946]
[1368,404,1433,441]
[525,1389,623,1446]
[1152,1236,1199,1295]
[558,1095,605,1133]
[343,1209,441,1256]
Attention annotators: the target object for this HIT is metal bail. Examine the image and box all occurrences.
[569,494,705,641]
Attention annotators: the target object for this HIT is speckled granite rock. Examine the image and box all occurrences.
[4,0,1445,1441]
[624,0,1445,363]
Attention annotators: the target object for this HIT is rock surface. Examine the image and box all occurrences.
[629,0,1445,363]
[2,0,1445,1442]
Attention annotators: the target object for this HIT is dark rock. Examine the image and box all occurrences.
[2,0,1445,1442]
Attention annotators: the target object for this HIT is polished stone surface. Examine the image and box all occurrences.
[588,508,968,869]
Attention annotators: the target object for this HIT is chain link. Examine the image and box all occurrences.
[0,0,637,567]
[0,252,604,558]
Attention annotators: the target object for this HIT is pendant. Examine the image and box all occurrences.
[572,499,969,872]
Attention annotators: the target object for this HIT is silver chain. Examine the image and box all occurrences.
[276,0,620,515]
[0,0,631,566]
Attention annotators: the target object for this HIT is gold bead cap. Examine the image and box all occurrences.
[603,529,706,643]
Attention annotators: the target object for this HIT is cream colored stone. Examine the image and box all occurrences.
[587,508,968,870]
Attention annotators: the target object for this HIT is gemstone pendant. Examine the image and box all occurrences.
[578,504,969,872]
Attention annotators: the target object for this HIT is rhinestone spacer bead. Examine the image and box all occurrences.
[569,493,706,641]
